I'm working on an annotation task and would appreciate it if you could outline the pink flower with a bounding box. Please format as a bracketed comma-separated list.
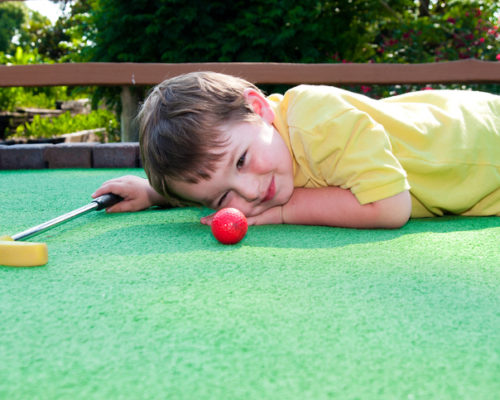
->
[447, 17, 456, 24]
[479, 37, 485, 43]
[423, 86, 433, 90]
[496, 54, 500, 61]
[361, 85, 372, 93]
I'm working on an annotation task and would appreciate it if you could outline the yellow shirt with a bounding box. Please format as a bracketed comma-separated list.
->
[268, 85, 500, 217]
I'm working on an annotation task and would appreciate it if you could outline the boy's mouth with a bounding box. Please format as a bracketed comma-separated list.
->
[262, 177, 276, 203]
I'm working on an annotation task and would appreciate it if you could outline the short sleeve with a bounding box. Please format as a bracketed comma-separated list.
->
[284, 86, 410, 204]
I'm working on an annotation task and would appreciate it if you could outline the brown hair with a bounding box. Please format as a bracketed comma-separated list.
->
[139, 71, 261, 207]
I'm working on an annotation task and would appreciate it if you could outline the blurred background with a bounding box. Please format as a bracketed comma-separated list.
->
[1, 0, 498, 142]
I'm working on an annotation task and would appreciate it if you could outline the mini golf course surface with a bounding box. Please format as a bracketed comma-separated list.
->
[1, 169, 499, 399]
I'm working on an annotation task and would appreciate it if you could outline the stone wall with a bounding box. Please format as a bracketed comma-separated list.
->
[0, 142, 141, 169]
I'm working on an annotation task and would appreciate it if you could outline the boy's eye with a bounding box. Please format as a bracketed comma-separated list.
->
[236, 152, 246, 169]
[217, 192, 228, 207]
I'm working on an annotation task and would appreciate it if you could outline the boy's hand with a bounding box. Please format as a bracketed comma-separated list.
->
[91, 175, 166, 212]
[200, 206, 283, 226]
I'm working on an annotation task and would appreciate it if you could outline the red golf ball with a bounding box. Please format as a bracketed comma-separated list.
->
[211, 208, 248, 244]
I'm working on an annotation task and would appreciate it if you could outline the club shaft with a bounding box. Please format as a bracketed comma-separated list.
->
[12, 202, 99, 241]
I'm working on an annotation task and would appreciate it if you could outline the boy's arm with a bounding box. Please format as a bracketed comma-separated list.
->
[283, 187, 411, 228]
[252, 187, 411, 229]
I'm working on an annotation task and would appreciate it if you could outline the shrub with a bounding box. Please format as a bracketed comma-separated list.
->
[371, 3, 499, 63]
[10, 109, 119, 141]
[343, 1, 499, 97]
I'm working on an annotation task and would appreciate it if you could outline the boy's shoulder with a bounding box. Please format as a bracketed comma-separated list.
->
[269, 84, 342, 100]
[286, 84, 345, 97]
[269, 85, 368, 135]
[276, 84, 367, 106]
[269, 84, 366, 119]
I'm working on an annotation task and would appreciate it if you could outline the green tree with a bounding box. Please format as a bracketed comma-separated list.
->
[34, 0, 94, 62]
[0, 1, 26, 53]
[87, 0, 411, 64]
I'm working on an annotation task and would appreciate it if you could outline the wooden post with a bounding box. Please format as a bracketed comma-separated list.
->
[120, 86, 139, 142]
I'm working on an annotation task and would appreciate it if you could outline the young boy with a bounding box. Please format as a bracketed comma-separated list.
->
[92, 71, 500, 228]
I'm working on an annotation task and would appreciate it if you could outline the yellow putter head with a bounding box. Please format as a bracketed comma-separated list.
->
[0, 235, 48, 267]
[0, 194, 122, 268]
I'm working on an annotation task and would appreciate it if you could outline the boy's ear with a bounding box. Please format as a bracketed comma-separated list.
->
[243, 88, 275, 124]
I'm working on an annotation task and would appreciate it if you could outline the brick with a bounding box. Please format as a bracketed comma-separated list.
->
[93, 143, 140, 168]
[0, 144, 49, 169]
[44, 143, 96, 168]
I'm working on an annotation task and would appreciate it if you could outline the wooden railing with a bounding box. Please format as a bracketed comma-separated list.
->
[1, 60, 499, 140]
[1, 59, 499, 86]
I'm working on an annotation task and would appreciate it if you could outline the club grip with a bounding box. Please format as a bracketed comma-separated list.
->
[93, 193, 124, 210]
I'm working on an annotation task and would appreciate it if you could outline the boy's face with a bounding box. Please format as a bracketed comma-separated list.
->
[170, 118, 294, 218]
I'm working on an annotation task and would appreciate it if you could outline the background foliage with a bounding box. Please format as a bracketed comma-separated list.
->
[12, 109, 119, 140]
[85, 0, 500, 104]
[85, 0, 498, 64]
[88, 0, 386, 63]
[0, 0, 498, 139]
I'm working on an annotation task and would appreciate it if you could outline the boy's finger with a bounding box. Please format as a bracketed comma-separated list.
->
[106, 204, 127, 213]
[91, 184, 114, 198]
[105, 200, 133, 213]
[245, 216, 257, 226]
[92, 182, 126, 199]
[200, 214, 215, 225]
[91, 189, 105, 198]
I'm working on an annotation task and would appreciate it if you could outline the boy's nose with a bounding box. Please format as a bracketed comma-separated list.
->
[235, 175, 261, 203]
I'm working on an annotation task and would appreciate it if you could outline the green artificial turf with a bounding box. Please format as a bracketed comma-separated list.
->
[1, 169, 499, 399]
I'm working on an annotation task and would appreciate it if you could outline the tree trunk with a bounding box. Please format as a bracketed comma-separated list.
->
[419, 0, 430, 17]
[120, 86, 139, 142]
